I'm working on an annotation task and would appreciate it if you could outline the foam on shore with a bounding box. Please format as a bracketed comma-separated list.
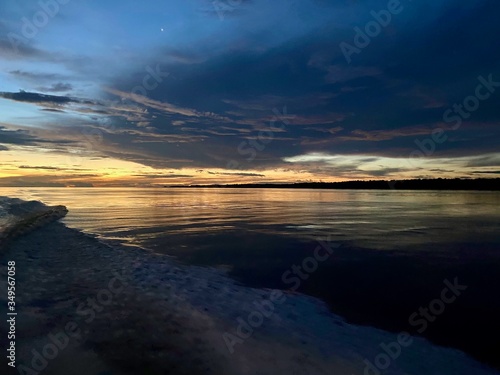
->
[0, 197, 68, 246]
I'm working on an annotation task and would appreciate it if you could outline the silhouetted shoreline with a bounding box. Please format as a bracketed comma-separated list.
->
[174, 178, 500, 191]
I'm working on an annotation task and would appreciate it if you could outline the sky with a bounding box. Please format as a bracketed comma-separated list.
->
[0, 0, 499, 187]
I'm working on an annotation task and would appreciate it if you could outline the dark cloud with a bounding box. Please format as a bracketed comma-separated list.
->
[0, 126, 43, 147]
[472, 171, 500, 175]
[0, 125, 77, 148]
[76, 0, 498, 175]
[0, 175, 95, 187]
[36, 83, 73, 93]
[132, 174, 194, 179]
[0, 179, 66, 187]
[0, 91, 74, 104]
[207, 171, 265, 177]
[466, 155, 500, 168]
[0, 39, 49, 61]
[17, 165, 92, 171]
[19, 165, 61, 170]
[9, 70, 66, 81]
[40, 108, 66, 113]
[1, 1, 499, 180]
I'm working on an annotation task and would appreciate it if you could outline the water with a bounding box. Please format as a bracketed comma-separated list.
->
[1, 187, 498, 252]
[2, 187, 500, 369]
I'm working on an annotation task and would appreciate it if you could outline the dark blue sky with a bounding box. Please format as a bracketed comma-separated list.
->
[0, 0, 499, 186]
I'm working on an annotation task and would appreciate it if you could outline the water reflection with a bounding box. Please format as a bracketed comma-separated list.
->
[2, 187, 500, 369]
[1, 187, 498, 252]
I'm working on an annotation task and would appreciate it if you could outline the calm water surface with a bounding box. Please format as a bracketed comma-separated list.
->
[2, 187, 500, 368]
[1, 187, 498, 252]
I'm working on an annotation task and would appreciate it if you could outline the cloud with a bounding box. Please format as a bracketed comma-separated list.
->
[0, 175, 95, 187]
[9, 70, 67, 81]
[18, 165, 61, 170]
[285, 114, 347, 126]
[1, 1, 499, 182]
[105, 87, 231, 120]
[40, 108, 66, 113]
[18, 165, 92, 171]
[207, 171, 265, 177]
[306, 126, 344, 134]
[335, 126, 439, 142]
[0, 125, 78, 150]
[0, 126, 49, 147]
[324, 65, 382, 84]
[465, 154, 500, 168]
[132, 173, 193, 179]
[36, 83, 73, 93]
[0, 91, 74, 104]
[0, 39, 50, 61]
[164, 50, 208, 65]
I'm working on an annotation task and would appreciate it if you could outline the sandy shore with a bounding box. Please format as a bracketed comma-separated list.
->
[1, 199, 498, 375]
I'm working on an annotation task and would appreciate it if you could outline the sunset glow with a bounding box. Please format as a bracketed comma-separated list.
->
[1, 1, 499, 186]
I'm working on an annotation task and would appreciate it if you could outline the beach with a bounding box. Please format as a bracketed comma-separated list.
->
[1, 196, 499, 375]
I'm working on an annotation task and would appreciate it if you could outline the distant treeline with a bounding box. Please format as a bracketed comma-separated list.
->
[177, 178, 500, 191]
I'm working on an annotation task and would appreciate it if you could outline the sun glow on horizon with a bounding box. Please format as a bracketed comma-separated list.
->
[1, 144, 499, 187]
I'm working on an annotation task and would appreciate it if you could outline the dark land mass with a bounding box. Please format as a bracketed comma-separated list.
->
[175, 178, 500, 190]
